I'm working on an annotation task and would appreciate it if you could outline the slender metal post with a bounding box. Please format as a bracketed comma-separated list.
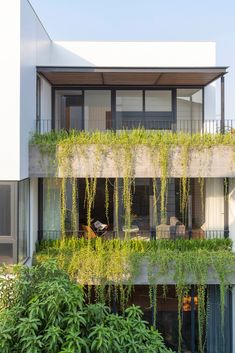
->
[221, 75, 225, 134]
[188, 193, 192, 239]
[191, 287, 195, 353]
[111, 89, 116, 131]
[190, 96, 193, 134]
[224, 178, 229, 238]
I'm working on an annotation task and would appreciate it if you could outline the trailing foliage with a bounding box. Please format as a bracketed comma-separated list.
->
[31, 129, 235, 152]
[30, 130, 235, 352]
[0, 262, 173, 353]
[31, 129, 235, 231]
[34, 238, 234, 353]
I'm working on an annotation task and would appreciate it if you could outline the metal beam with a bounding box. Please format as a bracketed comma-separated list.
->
[221, 75, 225, 134]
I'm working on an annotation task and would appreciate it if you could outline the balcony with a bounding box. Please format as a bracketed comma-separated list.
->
[36, 118, 235, 135]
[29, 138, 235, 178]
[38, 178, 228, 242]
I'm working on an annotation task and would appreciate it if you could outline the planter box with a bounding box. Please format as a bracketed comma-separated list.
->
[29, 144, 235, 178]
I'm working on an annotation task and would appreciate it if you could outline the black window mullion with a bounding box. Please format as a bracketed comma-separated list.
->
[82, 90, 85, 130]
[111, 89, 116, 131]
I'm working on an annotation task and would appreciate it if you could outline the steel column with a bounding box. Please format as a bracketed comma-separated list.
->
[221, 75, 225, 134]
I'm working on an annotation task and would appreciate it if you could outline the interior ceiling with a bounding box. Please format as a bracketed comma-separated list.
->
[37, 67, 228, 86]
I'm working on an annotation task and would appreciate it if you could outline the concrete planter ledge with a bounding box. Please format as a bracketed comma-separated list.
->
[72, 259, 235, 286]
[29, 144, 235, 178]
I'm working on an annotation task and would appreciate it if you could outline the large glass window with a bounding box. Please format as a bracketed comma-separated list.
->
[177, 89, 203, 133]
[43, 179, 61, 239]
[116, 90, 142, 129]
[55, 90, 83, 131]
[0, 182, 17, 265]
[61, 95, 83, 130]
[145, 90, 172, 112]
[132, 179, 150, 232]
[116, 90, 143, 112]
[0, 185, 11, 236]
[18, 179, 30, 262]
[84, 90, 111, 131]
[0, 244, 13, 265]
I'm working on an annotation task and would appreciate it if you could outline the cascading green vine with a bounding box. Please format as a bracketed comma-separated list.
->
[30, 130, 235, 352]
[198, 177, 205, 213]
[71, 177, 78, 234]
[152, 178, 159, 230]
[180, 177, 190, 224]
[180, 142, 190, 218]
[35, 237, 235, 353]
[123, 177, 134, 235]
[114, 177, 119, 236]
[105, 178, 109, 224]
[159, 144, 169, 222]
[60, 177, 66, 237]
[31, 129, 235, 233]
[85, 177, 97, 228]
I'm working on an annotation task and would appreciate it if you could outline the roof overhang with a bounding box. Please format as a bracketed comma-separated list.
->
[37, 66, 228, 87]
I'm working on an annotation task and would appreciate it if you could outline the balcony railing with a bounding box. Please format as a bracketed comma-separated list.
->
[38, 229, 228, 241]
[35, 119, 235, 135]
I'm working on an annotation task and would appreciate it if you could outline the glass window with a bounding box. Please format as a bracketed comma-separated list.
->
[145, 90, 172, 112]
[177, 89, 203, 133]
[61, 94, 83, 130]
[18, 179, 30, 262]
[0, 244, 13, 265]
[0, 185, 11, 236]
[84, 90, 111, 131]
[43, 179, 61, 239]
[116, 91, 143, 111]
[132, 179, 150, 232]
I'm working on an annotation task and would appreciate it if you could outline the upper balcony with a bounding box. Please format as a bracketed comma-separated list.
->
[36, 66, 229, 135]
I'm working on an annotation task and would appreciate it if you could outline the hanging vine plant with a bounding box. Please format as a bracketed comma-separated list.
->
[30, 129, 235, 353]
[34, 237, 235, 353]
[31, 129, 235, 234]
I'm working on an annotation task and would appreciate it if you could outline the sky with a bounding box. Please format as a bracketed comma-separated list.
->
[30, 0, 235, 119]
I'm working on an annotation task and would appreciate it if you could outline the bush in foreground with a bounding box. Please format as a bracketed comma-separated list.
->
[0, 261, 173, 353]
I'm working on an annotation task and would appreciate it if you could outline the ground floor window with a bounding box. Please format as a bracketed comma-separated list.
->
[0, 182, 17, 264]
[0, 180, 30, 265]
[108, 285, 231, 353]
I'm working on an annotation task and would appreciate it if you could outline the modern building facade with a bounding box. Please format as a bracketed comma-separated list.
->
[1, 1, 235, 352]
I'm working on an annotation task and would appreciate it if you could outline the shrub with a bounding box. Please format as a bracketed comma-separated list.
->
[0, 261, 173, 353]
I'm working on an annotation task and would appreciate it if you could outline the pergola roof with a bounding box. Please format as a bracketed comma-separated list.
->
[37, 66, 228, 86]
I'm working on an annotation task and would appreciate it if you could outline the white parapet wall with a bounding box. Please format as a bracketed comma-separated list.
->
[49, 41, 216, 67]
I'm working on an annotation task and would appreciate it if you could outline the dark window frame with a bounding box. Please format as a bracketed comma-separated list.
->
[52, 86, 204, 131]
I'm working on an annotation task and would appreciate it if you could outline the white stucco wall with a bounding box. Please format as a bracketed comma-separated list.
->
[20, 0, 51, 180]
[0, 0, 51, 181]
[0, 0, 219, 181]
[0, 0, 21, 180]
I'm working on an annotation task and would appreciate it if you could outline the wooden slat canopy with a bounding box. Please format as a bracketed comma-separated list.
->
[37, 67, 228, 86]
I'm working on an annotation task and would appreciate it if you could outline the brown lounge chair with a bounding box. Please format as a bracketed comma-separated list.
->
[81, 225, 97, 239]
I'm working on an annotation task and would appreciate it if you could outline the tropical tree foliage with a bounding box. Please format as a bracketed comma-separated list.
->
[0, 261, 173, 353]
